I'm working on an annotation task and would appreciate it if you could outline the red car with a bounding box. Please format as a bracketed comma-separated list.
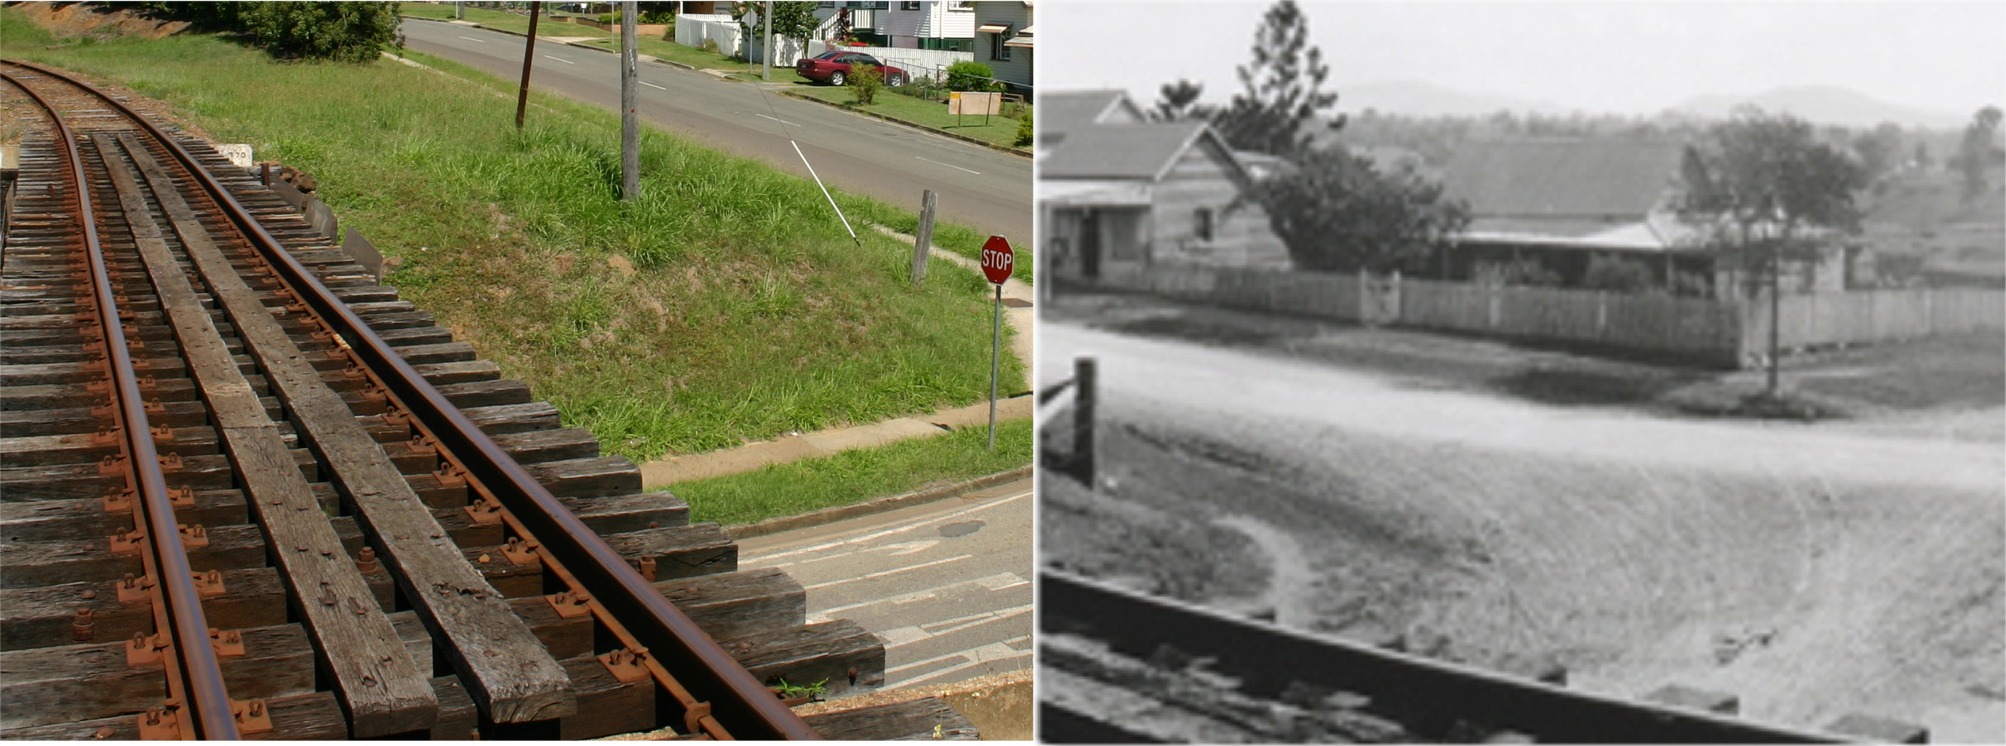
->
[795, 51, 907, 87]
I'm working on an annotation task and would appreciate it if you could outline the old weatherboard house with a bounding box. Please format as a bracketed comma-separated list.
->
[1039, 90, 1285, 287]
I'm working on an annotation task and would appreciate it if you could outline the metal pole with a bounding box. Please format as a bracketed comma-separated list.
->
[988, 283, 1002, 449]
[1075, 357, 1095, 486]
[515, 1, 541, 130]
[1767, 243, 1780, 396]
[620, 0, 639, 201]
[762, 0, 772, 82]
[455, 0, 464, 20]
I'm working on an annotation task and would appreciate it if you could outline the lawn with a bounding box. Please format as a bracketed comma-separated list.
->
[784, 83, 1029, 152]
[398, 3, 601, 39]
[1, 8, 1024, 461]
[571, 34, 757, 75]
[671, 419, 1031, 526]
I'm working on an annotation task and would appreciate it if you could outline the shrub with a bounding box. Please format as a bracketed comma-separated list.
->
[944, 60, 1000, 92]
[699, 37, 720, 54]
[237, 2, 402, 63]
[596, 12, 617, 24]
[1581, 255, 1658, 293]
[848, 63, 883, 105]
[1473, 259, 1561, 287]
[1014, 110, 1032, 147]
[639, 9, 675, 24]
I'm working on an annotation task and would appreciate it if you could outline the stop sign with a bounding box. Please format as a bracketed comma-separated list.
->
[980, 235, 1014, 285]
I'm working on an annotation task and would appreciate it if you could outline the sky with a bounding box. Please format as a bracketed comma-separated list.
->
[1040, 1, 2006, 121]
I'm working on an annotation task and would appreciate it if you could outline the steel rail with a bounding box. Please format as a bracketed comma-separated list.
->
[1043, 569, 1854, 744]
[7, 60, 821, 741]
[0, 64, 241, 740]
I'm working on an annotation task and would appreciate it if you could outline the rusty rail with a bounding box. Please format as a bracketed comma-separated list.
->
[1, 66, 241, 740]
[6, 59, 819, 741]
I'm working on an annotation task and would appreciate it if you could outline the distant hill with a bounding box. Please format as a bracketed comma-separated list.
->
[1335, 80, 1571, 119]
[1670, 85, 1969, 129]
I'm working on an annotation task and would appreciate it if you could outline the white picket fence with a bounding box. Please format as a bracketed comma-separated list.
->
[674, 14, 740, 55]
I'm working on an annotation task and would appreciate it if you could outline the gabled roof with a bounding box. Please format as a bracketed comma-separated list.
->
[1042, 89, 1146, 142]
[1442, 138, 1686, 220]
[1042, 121, 1251, 183]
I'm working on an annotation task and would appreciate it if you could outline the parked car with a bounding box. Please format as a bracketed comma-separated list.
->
[795, 51, 907, 87]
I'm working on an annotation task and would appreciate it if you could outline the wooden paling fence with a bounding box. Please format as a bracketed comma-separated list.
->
[1123, 264, 2001, 368]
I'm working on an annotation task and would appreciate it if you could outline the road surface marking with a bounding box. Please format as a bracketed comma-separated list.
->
[915, 156, 980, 175]
[747, 489, 1031, 564]
[806, 571, 1024, 622]
[456, 36, 487, 43]
[641, 81, 667, 91]
[888, 638, 1031, 685]
[755, 113, 801, 127]
[880, 603, 1031, 645]
[800, 554, 972, 591]
[544, 55, 574, 64]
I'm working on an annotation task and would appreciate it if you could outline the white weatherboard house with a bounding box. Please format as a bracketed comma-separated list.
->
[970, 0, 1032, 93]
[815, 1, 975, 51]
[1040, 90, 1286, 287]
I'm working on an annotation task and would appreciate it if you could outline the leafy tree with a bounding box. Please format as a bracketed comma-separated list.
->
[1675, 107, 1866, 394]
[1212, 0, 1340, 158]
[944, 61, 1001, 92]
[1955, 105, 2003, 202]
[1243, 149, 1468, 273]
[236, 2, 402, 63]
[1014, 110, 1033, 147]
[1153, 79, 1212, 122]
[1851, 121, 1904, 182]
[768, 1, 819, 59]
[1913, 141, 1932, 171]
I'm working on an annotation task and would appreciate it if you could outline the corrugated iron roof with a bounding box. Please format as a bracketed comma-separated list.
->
[1042, 89, 1135, 140]
[1443, 138, 1686, 220]
[1041, 121, 1212, 180]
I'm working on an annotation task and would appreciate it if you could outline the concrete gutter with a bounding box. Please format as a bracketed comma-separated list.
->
[727, 465, 1032, 539]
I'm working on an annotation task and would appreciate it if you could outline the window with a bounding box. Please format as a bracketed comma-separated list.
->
[988, 23, 1012, 61]
[1194, 208, 1215, 242]
[900, 1, 920, 9]
[947, 0, 973, 10]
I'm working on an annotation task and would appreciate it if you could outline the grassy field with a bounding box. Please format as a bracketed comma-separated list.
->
[1, 8, 1023, 461]
[671, 419, 1031, 526]
[1057, 404, 2002, 740]
[784, 82, 1030, 152]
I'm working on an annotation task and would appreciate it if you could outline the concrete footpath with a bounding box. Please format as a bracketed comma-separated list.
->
[638, 227, 1035, 489]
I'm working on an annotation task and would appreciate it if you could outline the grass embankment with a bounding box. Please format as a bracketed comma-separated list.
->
[785, 82, 1029, 152]
[1, 9, 1024, 462]
[671, 418, 1030, 526]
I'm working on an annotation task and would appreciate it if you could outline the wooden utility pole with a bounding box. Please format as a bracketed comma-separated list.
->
[911, 190, 936, 286]
[515, 2, 541, 130]
[620, 0, 639, 201]
[762, 0, 773, 82]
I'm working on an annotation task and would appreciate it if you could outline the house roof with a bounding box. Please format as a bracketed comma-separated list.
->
[1442, 138, 1686, 221]
[1042, 121, 1239, 181]
[1041, 89, 1142, 141]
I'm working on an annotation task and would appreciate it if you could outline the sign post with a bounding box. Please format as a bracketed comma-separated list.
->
[980, 235, 1014, 449]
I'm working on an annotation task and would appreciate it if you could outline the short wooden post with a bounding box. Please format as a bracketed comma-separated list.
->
[1074, 357, 1095, 488]
[911, 190, 936, 286]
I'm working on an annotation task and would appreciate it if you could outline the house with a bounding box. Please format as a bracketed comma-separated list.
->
[970, 1, 1032, 93]
[814, 1, 974, 51]
[1040, 91, 1288, 286]
[1439, 137, 1852, 296]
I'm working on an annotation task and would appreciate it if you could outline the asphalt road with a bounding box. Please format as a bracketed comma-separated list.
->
[400, 19, 1030, 243]
[735, 478, 1032, 692]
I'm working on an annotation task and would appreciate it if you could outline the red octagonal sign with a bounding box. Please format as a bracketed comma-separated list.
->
[980, 235, 1014, 285]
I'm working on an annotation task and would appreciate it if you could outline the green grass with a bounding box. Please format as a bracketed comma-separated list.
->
[671, 419, 1031, 525]
[571, 34, 757, 75]
[784, 82, 1029, 152]
[2, 9, 1022, 461]
[398, 4, 600, 39]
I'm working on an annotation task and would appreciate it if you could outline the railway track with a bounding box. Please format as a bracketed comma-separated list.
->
[0, 60, 895, 740]
[1039, 569, 1869, 744]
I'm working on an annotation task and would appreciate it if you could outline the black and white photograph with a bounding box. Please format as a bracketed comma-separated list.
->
[1035, 1, 2005, 742]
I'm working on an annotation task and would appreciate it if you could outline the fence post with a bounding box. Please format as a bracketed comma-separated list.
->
[1074, 357, 1096, 489]
[911, 189, 936, 286]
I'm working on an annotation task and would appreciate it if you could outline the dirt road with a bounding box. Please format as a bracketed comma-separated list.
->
[1041, 321, 2003, 741]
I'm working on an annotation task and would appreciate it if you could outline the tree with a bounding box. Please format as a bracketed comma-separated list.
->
[1851, 121, 1904, 182]
[1242, 148, 1468, 274]
[1675, 108, 1866, 395]
[1153, 79, 1212, 122]
[767, 1, 819, 60]
[1211, 0, 1340, 158]
[1955, 105, 2003, 202]
[945, 61, 1001, 92]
